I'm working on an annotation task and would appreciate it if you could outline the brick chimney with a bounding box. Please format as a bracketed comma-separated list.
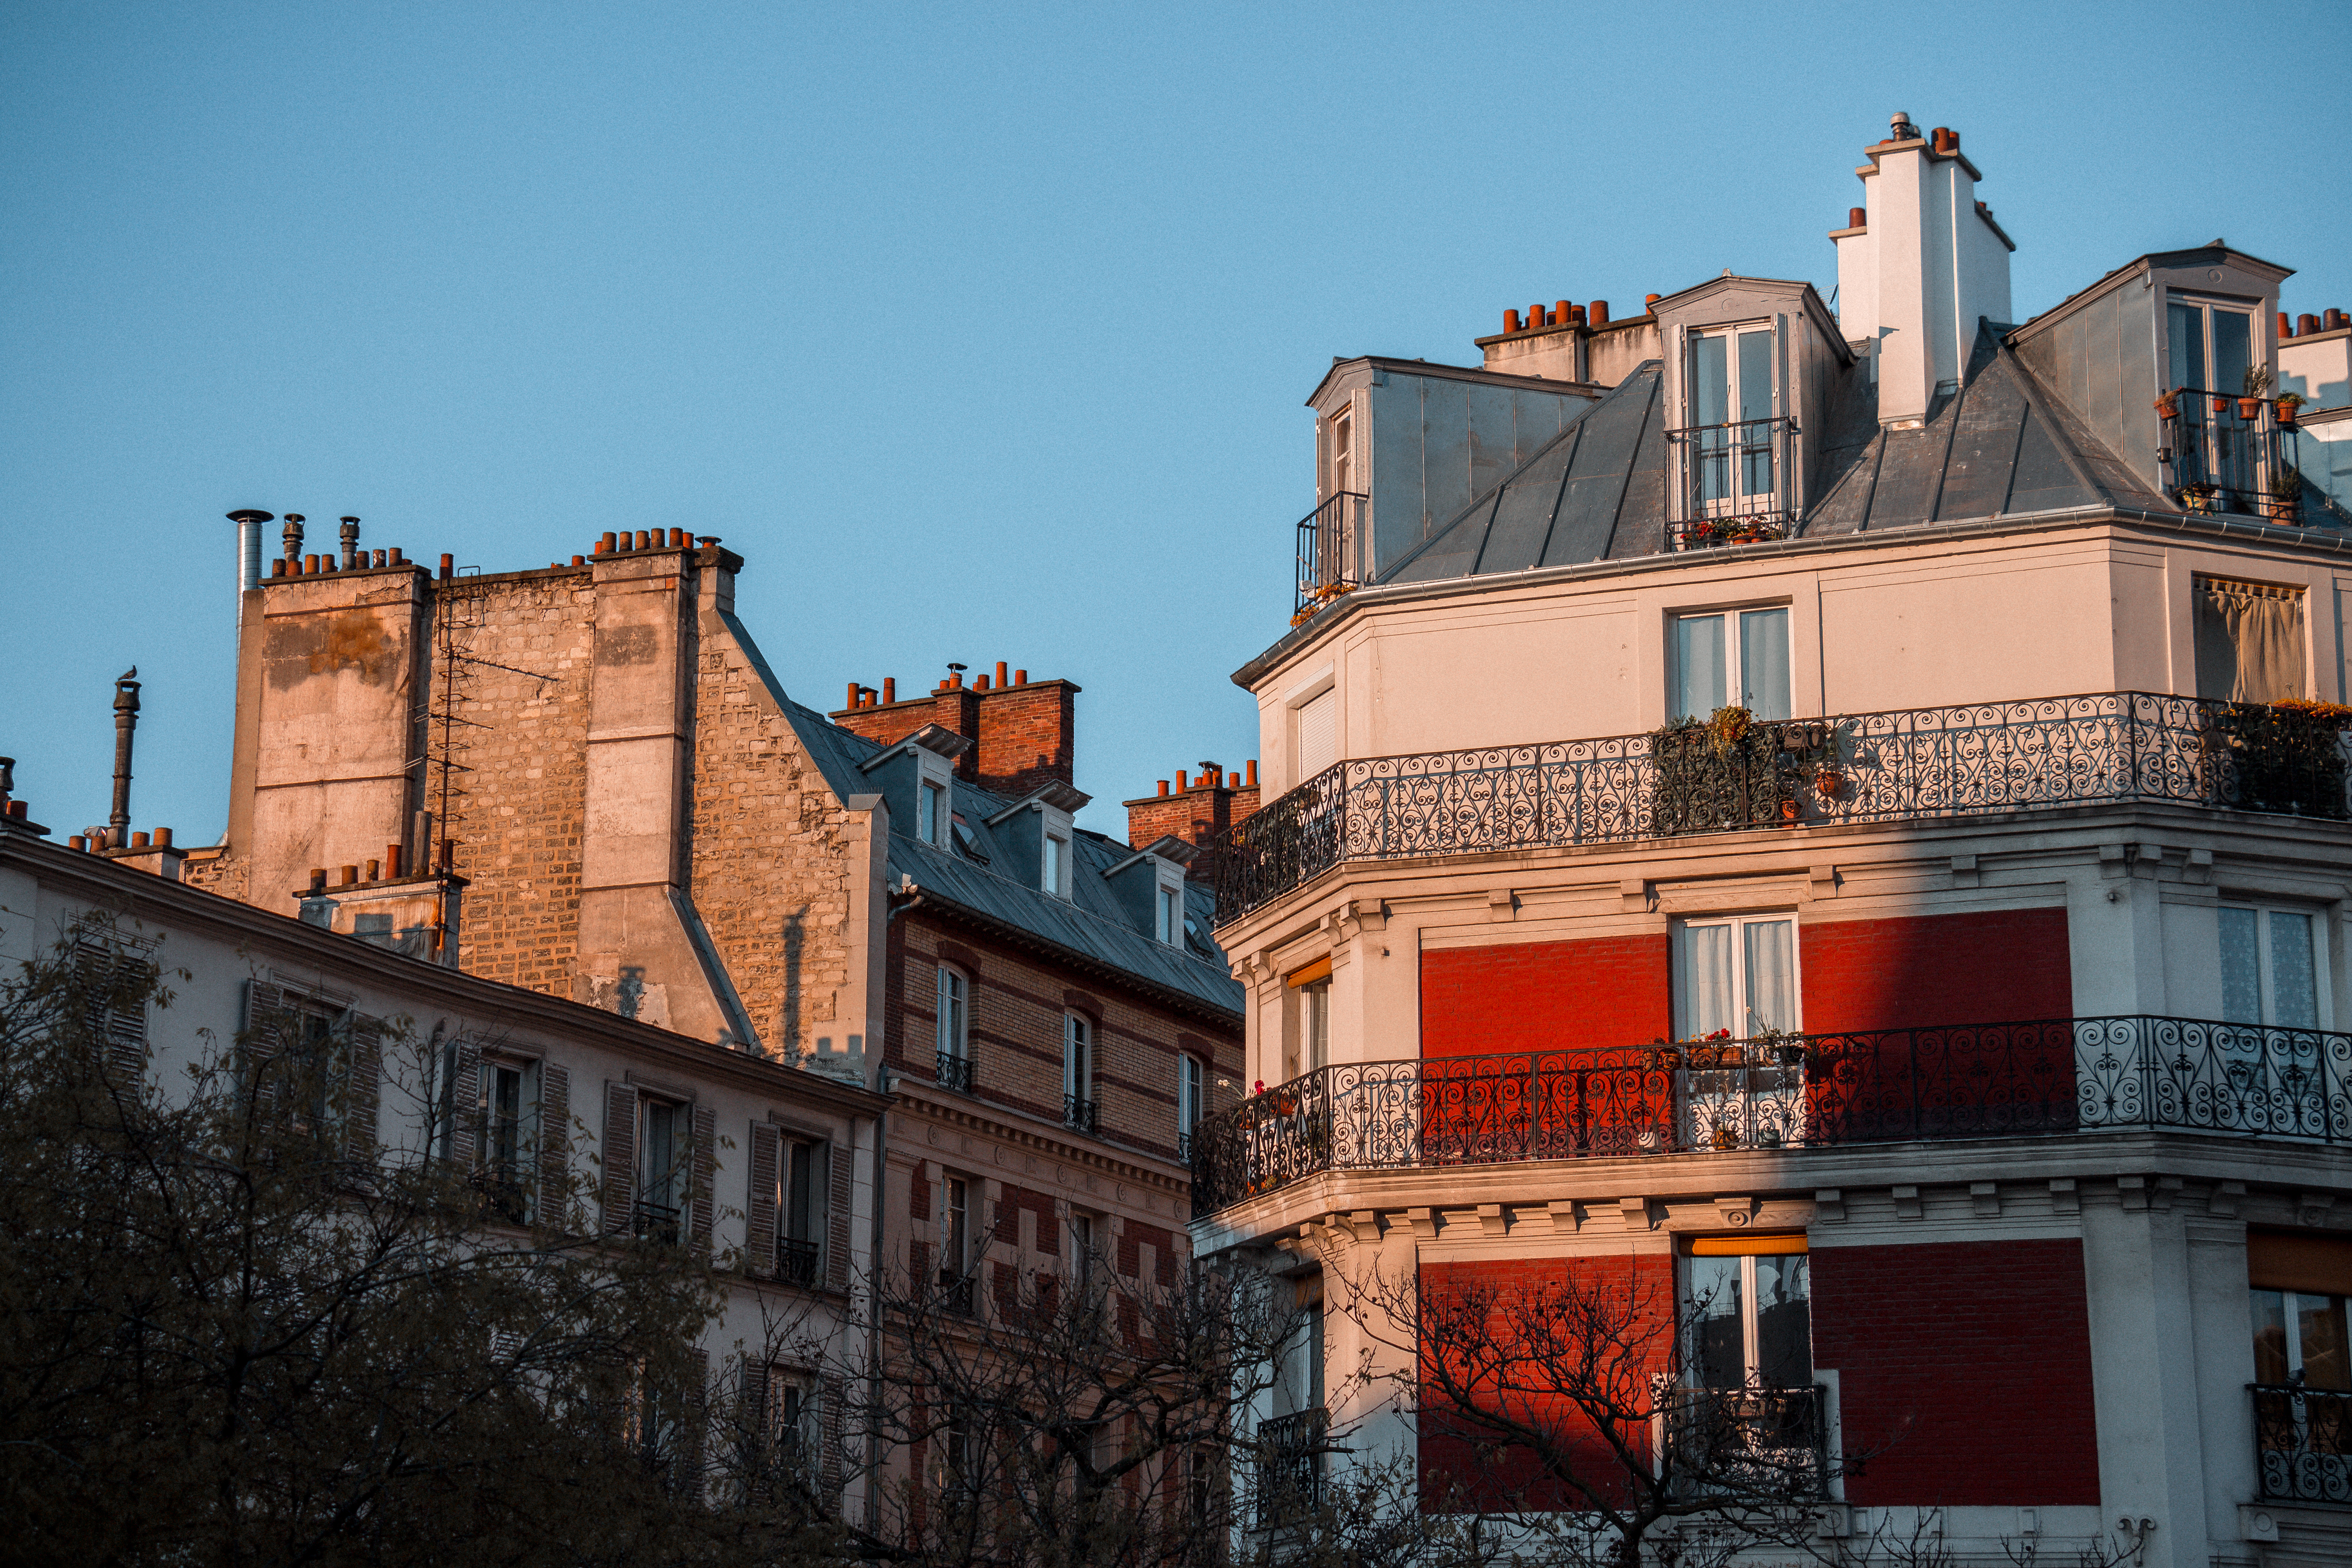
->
[829, 662, 1078, 794]
[1123, 760, 1261, 880]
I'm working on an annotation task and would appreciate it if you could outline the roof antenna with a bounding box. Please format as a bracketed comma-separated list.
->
[109, 668, 141, 848]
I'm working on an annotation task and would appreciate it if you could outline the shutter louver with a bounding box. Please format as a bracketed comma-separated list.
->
[241, 981, 287, 1118]
[601, 1081, 638, 1235]
[827, 1140, 852, 1293]
[821, 1372, 846, 1496]
[536, 1061, 570, 1228]
[681, 1347, 709, 1504]
[344, 1014, 384, 1168]
[747, 1123, 780, 1279]
[79, 939, 148, 1079]
[691, 1102, 717, 1256]
[446, 1037, 483, 1171]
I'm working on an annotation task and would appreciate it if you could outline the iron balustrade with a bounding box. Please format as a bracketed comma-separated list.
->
[1212, 691, 2352, 925]
[1191, 1016, 2352, 1216]
[1663, 1384, 1828, 1497]
[939, 1267, 977, 1318]
[2162, 388, 2297, 521]
[936, 1049, 974, 1094]
[2254, 1384, 2352, 1503]
[1295, 493, 1370, 620]
[773, 1237, 820, 1289]
[1666, 416, 1797, 549]
[1064, 1094, 1100, 1137]
[1256, 1407, 1328, 1525]
[634, 1199, 682, 1245]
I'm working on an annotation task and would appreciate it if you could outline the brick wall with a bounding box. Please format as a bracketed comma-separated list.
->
[1421, 936, 1673, 1058]
[1811, 1239, 2100, 1504]
[1801, 910, 2073, 1033]
[828, 676, 1079, 795]
[1123, 769, 1261, 879]
[1418, 1254, 1674, 1511]
[831, 687, 981, 779]
[892, 913, 1242, 1163]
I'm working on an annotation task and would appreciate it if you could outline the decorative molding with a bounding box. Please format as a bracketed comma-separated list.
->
[2300, 1192, 2338, 1227]
[1713, 1194, 1756, 1228]
[1343, 1210, 1382, 1244]
[1477, 1203, 1508, 1237]
[1619, 1196, 1652, 1232]
[1406, 1207, 1440, 1240]
[1814, 1188, 1846, 1222]
[1487, 889, 1517, 923]
[1950, 854, 1980, 889]
[1547, 1200, 1582, 1235]
[2211, 1180, 2247, 1218]
[1620, 878, 1654, 913]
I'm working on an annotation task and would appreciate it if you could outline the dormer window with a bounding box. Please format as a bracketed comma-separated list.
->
[2169, 296, 2257, 397]
[1329, 412, 1355, 498]
[1674, 323, 1788, 547]
[919, 779, 946, 846]
[1042, 829, 1069, 898]
[1156, 882, 1181, 945]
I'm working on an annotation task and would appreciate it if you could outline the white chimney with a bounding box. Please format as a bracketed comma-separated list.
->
[1834, 113, 2014, 427]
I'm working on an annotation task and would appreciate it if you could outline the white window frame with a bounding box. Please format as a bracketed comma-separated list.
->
[2168, 293, 2261, 394]
[1153, 861, 1186, 946]
[1673, 912, 1802, 1040]
[1036, 802, 1075, 899]
[1669, 605, 1792, 722]
[1063, 1011, 1094, 1108]
[776, 1134, 825, 1279]
[1682, 1244, 1812, 1390]
[943, 1174, 973, 1278]
[1682, 320, 1781, 513]
[2219, 902, 2332, 1030]
[909, 749, 955, 848]
[935, 964, 969, 1061]
[1328, 410, 1356, 500]
[637, 1094, 691, 1221]
[1177, 1052, 1203, 1152]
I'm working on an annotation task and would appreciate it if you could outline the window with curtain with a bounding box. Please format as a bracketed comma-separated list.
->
[1676, 914, 1799, 1039]
[2195, 578, 2306, 703]
[2220, 905, 2323, 1028]
[1672, 608, 1790, 721]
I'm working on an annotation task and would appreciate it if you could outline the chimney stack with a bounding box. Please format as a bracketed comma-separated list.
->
[228, 510, 272, 597]
[339, 516, 362, 571]
[109, 668, 140, 844]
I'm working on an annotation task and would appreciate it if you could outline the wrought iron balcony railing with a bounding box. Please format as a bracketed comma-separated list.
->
[1191, 1015, 2352, 1216]
[1296, 492, 1369, 622]
[2161, 388, 2297, 522]
[1064, 1094, 1100, 1137]
[772, 1237, 820, 1289]
[634, 1199, 682, 1246]
[1662, 1384, 1828, 1498]
[939, 1267, 976, 1318]
[1256, 1407, 1328, 1526]
[1211, 691, 2352, 925]
[936, 1049, 974, 1094]
[1666, 416, 1797, 549]
[2255, 1383, 2352, 1503]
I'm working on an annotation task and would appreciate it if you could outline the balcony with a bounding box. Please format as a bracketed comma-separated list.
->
[2255, 1384, 2352, 1503]
[1190, 1015, 2352, 1216]
[1212, 691, 2352, 925]
[633, 1199, 682, 1246]
[935, 1049, 974, 1095]
[1666, 416, 1797, 550]
[1295, 493, 1369, 623]
[1064, 1094, 1099, 1137]
[1256, 1407, 1328, 1525]
[1663, 1384, 1828, 1497]
[2161, 389, 2298, 521]
[772, 1237, 820, 1289]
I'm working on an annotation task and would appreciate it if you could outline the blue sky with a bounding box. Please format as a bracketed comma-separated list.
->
[5, 1, 2347, 845]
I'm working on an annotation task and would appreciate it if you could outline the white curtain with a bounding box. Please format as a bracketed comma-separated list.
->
[2196, 579, 2305, 702]
[1680, 924, 1733, 1037]
[1743, 920, 1796, 1034]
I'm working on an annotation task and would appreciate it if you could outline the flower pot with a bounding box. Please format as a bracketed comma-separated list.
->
[1780, 799, 1800, 823]
[2239, 397, 2264, 421]
[2214, 395, 2233, 413]
[1816, 769, 1844, 799]
[2154, 395, 2179, 418]
[2280, 401, 2300, 426]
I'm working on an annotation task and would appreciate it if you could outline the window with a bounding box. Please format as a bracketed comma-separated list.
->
[1687, 325, 1778, 508]
[1295, 686, 1337, 779]
[1672, 608, 1790, 722]
[2221, 905, 2325, 1028]
[1063, 1013, 1096, 1134]
[637, 1097, 690, 1244]
[2194, 578, 2305, 703]
[1042, 830, 1068, 898]
[919, 779, 946, 846]
[941, 1176, 975, 1314]
[1069, 1212, 1095, 1294]
[1686, 1235, 1811, 1390]
[1330, 413, 1354, 497]
[1177, 1053, 1203, 1159]
[2170, 297, 2257, 395]
[1156, 882, 1181, 945]
[775, 1137, 825, 1288]
[768, 1368, 821, 1465]
[935, 965, 971, 1092]
[937, 1406, 979, 1497]
[1676, 914, 1798, 1039]
[477, 1058, 539, 1222]
[2255, 1287, 2350, 1389]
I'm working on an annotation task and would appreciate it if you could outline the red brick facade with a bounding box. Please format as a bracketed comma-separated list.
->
[1800, 909, 2073, 1033]
[1811, 1239, 2101, 1504]
[1420, 936, 1673, 1059]
[828, 673, 1079, 795]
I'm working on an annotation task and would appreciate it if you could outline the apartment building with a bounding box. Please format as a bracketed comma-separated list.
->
[1194, 112, 2352, 1568]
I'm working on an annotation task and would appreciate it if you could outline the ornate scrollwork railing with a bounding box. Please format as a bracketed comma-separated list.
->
[2255, 1384, 2352, 1503]
[1213, 692, 2352, 925]
[1190, 1016, 2352, 1216]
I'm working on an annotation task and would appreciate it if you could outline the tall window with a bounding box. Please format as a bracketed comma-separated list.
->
[1686, 1236, 1812, 1389]
[941, 1175, 974, 1315]
[919, 780, 946, 846]
[1156, 883, 1182, 946]
[1177, 1053, 1203, 1158]
[1069, 1212, 1095, 1294]
[1672, 608, 1790, 721]
[2194, 578, 2305, 704]
[1042, 831, 1068, 898]
[776, 1137, 824, 1287]
[479, 1058, 538, 1221]
[2170, 297, 2257, 394]
[935, 965, 970, 1091]
[1330, 413, 1354, 497]
[1285, 959, 1332, 1081]
[1295, 687, 1337, 779]
[1676, 914, 1798, 1039]
[637, 1097, 690, 1243]
[2221, 906, 2324, 1028]
[1063, 1013, 1096, 1133]
[1688, 325, 1777, 506]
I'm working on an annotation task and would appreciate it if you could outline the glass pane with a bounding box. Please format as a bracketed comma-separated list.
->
[1675, 615, 1727, 720]
[1737, 331, 1775, 497]
[2270, 911, 2319, 1027]
[1691, 335, 1730, 425]
[1739, 608, 1791, 720]
[2169, 302, 2205, 391]
[2214, 311, 2254, 397]
[2303, 1294, 2352, 1390]
[1742, 920, 1797, 1035]
[1681, 924, 1735, 1038]
[2221, 907, 2262, 1025]
[1304, 983, 1330, 1070]
[2255, 1289, 2292, 1383]
[787, 1141, 815, 1241]
[1754, 1253, 1812, 1387]
[1688, 1256, 1745, 1387]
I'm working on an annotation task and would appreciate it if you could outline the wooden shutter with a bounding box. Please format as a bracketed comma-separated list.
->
[821, 1372, 847, 1495]
[242, 980, 287, 1115]
[827, 1141, 852, 1292]
[747, 1123, 780, 1278]
[536, 1061, 570, 1228]
[740, 1356, 771, 1442]
[691, 1102, 717, 1255]
[446, 1037, 483, 1171]
[344, 1014, 384, 1167]
[601, 1081, 638, 1235]
[680, 1346, 710, 1504]
[78, 938, 147, 1078]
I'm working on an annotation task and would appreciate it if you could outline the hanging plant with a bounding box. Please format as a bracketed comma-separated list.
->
[1706, 705, 1754, 757]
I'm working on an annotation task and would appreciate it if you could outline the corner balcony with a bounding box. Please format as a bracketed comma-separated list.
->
[1294, 492, 1368, 623]
[1212, 692, 2352, 926]
[1189, 1016, 2352, 1217]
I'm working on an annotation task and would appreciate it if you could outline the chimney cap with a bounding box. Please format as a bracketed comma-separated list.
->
[226, 509, 274, 524]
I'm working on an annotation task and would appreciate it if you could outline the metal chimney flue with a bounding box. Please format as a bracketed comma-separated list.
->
[282, 514, 306, 565]
[110, 668, 140, 843]
[339, 516, 361, 570]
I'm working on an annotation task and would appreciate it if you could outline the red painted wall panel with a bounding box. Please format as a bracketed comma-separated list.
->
[1800, 910, 2073, 1034]
[1811, 1239, 2100, 1505]
[1421, 936, 1672, 1059]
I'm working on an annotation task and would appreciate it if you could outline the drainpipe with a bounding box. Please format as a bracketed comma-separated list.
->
[864, 882, 921, 1535]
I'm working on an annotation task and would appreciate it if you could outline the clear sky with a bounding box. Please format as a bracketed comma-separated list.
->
[5, 1, 2347, 847]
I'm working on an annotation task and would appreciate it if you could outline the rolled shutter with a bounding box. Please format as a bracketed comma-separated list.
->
[691, 1102, 717, 1256]
[344, 1014, 384, 1166]
[446, 1037, 483, 1171]
[827, 1140, 852, 1292]
[601, 1081, 638, 1235]
[747, 1123, 780, 1278]
[243, 980, 287, 1115]
[536, 1061, 570, 1228]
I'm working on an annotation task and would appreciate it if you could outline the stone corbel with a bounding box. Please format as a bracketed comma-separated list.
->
[2049, 1178, 2080, 1215]
[2099, 843, 2130, 880]
[1813, 1188, 1846, 1222]
[1546, 1200, 1582, 1235]
[1488, 889, 1517, 923]
[1620, 878, 1654, 914]
[1949, 854, 1980, 890]
[1970, 1181, 2000, 1217]
[1406, 1207, 1440, 1240]
[1807, 864, 1839, 902]
[2186, 848, 2214, 886]
[1343, 1210, 1383, 1244]
[1713, 1194, 1756, 1228]
[1619, 1196, 1652, 1232]
[2211, 1179, 2247, 1218]
[1891, 1185, 1923, 1220]
[1477, 1203, 1509, 1237]
[2300, 1192, 2337, 1227]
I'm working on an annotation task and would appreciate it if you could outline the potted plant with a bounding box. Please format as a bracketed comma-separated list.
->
[2154, 390, 2180, 419]
[1815, 766, 1845, 798]
[2179, 481, 2219, 513]
[1779, 798, 1800, 823]
[2239, 395, 2265, 421]
[2208, 697, 2352, 819]
[2280, 392, 2305, 426]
